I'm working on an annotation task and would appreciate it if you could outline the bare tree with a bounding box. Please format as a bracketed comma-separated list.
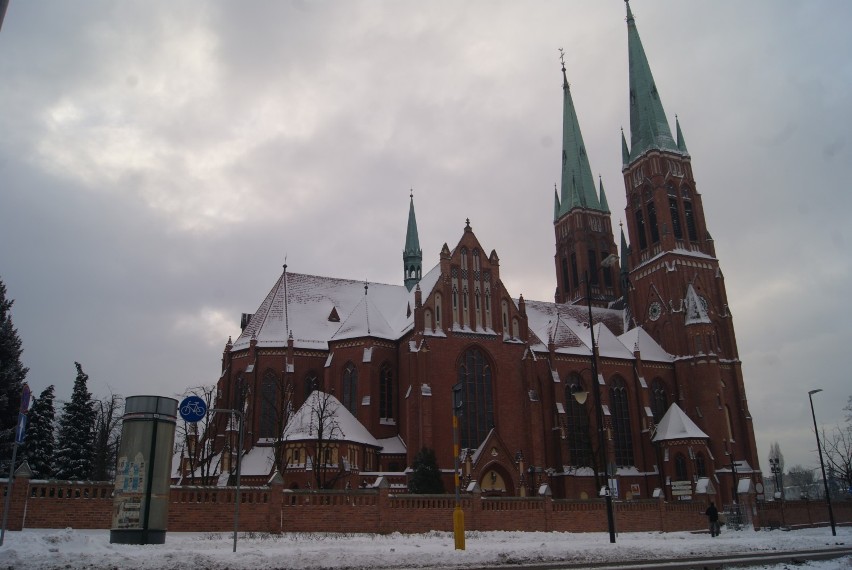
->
[174, 385, 222, 484]
[258, 370, 295, 476]
[786, 464, 817, 499]
[291, 390, 349, 490]
[821, 425, 852, 498]
[90, 393, 123, 481]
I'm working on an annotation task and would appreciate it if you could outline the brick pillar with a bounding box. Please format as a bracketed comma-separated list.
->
[6, 461, 33, 531]
[467, 482, 481, 531]
[267, 470, 284, 533]
[376, 476, 390, 534]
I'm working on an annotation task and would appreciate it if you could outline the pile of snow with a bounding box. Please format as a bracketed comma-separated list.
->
[0, 526, 849, 569]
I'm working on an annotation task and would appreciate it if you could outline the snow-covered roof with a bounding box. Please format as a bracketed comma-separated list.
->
[652, 403, 709, 442]
[239, 445, 275, 477]
[284, 390, 380, 448]
[524, 298, 627, 356]
[232, 271, 413, 351]
[618, 327, 674, 362]
[377, 435, 407, 455]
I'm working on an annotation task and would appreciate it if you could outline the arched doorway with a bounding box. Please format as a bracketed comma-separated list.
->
[479, 463, 515, 496]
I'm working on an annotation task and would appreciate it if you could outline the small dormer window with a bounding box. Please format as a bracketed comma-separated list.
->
[328, 307, 340, 322]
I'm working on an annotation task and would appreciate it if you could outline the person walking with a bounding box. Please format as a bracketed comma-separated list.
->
[705, 501, 720, 537]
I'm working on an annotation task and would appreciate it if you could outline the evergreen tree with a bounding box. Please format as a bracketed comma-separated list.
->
[20, 385, 55, 478]
[54, 363, 95, 480]
[408, 447, 445, 494]
[0, 277, 28, 466]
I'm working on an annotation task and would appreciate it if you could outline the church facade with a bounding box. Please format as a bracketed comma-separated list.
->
[205, 3, 762, 504]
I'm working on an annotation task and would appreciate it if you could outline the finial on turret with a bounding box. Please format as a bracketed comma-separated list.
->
[410, 188, 413, 199]
[558, 47, 569, 89]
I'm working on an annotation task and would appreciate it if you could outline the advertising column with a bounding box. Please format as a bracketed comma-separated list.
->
[110, 396, 178, 545]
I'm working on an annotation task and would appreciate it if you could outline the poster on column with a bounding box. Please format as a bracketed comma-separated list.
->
[112, 452, 147, 529]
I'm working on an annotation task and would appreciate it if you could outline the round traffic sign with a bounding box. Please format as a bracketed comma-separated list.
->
[178, 395, 207, 423]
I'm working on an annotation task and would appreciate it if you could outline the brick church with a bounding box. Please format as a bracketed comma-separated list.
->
[203, 3, 762, 504]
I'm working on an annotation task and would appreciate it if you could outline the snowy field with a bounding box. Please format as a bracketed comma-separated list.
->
[0, 526, 849, 569]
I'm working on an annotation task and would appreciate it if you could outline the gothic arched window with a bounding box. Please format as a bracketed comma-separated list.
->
[610, 376, 634, 466]
[634, 210, 648, 250]
[457, 347, 494, 449]
[565, 375, 591, 467]
[342, 362, 358, 415]
[260, 369, 278, 439]
[675, 453, 688, 481]
[696, 452, 707, 478]
[651, 379, 668, 423]
[379, 364, 393, 420]
[304, 372, 318, 400]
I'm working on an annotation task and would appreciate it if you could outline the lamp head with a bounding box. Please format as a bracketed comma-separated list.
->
[571, 384, 588, 405]
[808, 389, 823, 396]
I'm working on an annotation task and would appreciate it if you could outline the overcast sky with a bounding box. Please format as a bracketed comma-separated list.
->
[1, 1, 850, 473]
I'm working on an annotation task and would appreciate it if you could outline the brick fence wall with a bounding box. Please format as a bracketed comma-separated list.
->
[3, 471, 850, 535]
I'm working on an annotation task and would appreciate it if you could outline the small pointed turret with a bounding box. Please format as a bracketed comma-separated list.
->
[675, 115, 689, 155]
[556, 49, 602, 221]
[625, 1, 682, 163]
[553, 184, 561, 220]
[619, 223, 633, 330]
[403, 191, 422, 292]
[621, 128, 630, 165]
[598, 176, 610, 213]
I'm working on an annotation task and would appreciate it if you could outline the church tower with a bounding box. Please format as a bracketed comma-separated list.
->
[620, 1, 758, 480]
[553, 53, 621, 306]
[403, 192, 422, 291]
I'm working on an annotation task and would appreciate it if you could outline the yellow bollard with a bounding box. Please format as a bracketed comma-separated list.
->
[453, 505, 465, 550]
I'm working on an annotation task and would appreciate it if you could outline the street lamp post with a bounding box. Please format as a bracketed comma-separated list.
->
[807, 389, 837, 536]
[768, 457, 783, 500]
[451, 382, 465, 550]
[570, 270, 617, 543]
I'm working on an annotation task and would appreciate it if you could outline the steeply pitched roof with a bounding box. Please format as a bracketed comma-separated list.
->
[232, 271, 412, 352]
[404, 194, 421, 256]
[556, 66, 603, 220]
[625, 1, 684, 163]
[618, 327, 673, 363]
[652, 403, 709, 443]
[284, 390, 380, 448]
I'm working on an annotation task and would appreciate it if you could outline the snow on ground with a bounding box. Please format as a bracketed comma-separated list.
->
[0, 526, 849, 569]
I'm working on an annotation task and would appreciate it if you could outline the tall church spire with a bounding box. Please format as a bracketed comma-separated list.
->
[625, 0, 682, 164]
[555, 49, 601, 221]
[403, 191, 422, 292]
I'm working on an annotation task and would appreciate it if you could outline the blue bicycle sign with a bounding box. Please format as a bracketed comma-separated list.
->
[178, 396, 207, 423]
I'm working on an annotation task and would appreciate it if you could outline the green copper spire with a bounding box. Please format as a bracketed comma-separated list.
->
[625, 1, 682, 163]
[403, 191, 422, 292]
[598, 176, 610, 213]
[621, 128, 630, 166]
[556, 50, 602, 221]
[675, 115, 689, 154]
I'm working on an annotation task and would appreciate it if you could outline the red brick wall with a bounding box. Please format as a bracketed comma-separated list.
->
[3, 477, 849, 535]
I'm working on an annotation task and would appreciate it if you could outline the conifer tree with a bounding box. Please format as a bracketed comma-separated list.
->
[0, 277, 28, 466]
[20, 385, 56, 478]
[408, 447, 445, 494]
[54, 363, 95, 480]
